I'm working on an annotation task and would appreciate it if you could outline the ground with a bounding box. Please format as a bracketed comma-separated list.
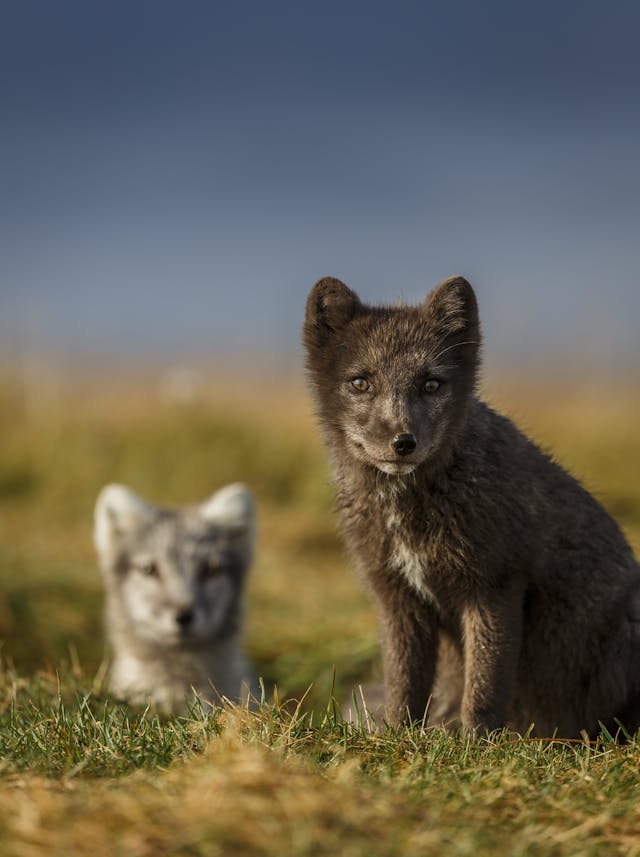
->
[1, 364, 640, 856]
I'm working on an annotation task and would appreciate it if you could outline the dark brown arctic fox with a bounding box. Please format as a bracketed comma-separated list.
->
[303, 275, 640, 738]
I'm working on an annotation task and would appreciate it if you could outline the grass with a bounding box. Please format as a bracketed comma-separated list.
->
[1, 362, 640, 855]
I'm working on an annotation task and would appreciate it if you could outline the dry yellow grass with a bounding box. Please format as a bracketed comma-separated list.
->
[3, 706, 640, 857]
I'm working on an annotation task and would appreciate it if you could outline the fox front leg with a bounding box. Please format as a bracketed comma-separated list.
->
[460, 581, 524, 734]
[375, 583, 440, 725]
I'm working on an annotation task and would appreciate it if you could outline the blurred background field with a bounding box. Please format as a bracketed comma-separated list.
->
[2, 0, 640, 701]
[1, 363, 639, 708]
[0, 363, 373, 701]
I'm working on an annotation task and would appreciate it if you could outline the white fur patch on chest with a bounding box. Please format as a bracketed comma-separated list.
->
[390, 537, 429, 594]
[384, 504, 436, 603]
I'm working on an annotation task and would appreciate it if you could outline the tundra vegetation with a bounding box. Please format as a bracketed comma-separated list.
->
[1, 366, 640, 856]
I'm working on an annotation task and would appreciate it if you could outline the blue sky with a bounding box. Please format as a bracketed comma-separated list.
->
[1, 1, 639, 370]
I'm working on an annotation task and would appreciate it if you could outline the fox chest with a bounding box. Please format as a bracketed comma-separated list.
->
[380, 500, 451, 605]
[341, 478, 465, 609]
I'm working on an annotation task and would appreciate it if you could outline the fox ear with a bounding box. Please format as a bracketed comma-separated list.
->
[422, 275, 480, 348]
[200, 483, 256, 555]
[94, 484, 153, 559]
[304, 277, 361, 339]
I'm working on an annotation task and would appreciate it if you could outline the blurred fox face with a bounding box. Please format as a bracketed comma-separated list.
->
[303, 277, 480, 476]
[116, 518, 244, 648]
[95, 483, 255, 649]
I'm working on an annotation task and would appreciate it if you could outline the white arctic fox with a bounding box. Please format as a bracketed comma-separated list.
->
[94, 482, 257, 711]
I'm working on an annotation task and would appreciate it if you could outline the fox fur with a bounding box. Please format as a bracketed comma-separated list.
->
[304, 275, 640, 737]
[94, 482, 257, 712]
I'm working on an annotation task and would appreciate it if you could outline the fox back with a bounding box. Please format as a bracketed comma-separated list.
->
[94, 482, 257, 711]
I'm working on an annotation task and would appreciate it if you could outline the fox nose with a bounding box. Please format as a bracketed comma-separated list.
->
[176, 607, 194, 628]
[391, 433, 417, 457]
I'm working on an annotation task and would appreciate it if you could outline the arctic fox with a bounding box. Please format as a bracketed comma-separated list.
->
[94, 482, 257, 711]
[304, 275, 640, 737]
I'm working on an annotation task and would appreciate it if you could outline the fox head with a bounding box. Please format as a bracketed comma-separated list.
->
[303, 276, 481, 476]
[94, 483, 256, 649]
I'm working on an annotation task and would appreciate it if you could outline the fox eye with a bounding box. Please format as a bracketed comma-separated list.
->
[138, 560, 159, 578]
[350, 377, 370, 393]
[424, 379, 440, 394]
